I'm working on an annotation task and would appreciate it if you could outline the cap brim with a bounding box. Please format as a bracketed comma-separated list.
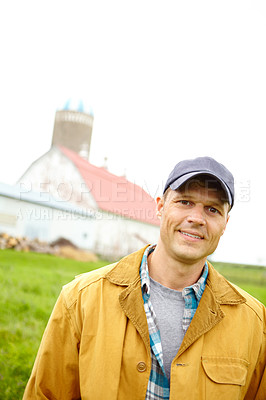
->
[169, 172, 233, 207]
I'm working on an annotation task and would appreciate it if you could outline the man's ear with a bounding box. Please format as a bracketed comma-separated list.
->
[156, 197, 164, 218]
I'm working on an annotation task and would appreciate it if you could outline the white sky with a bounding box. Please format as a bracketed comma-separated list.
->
[0, 1, 265, 265]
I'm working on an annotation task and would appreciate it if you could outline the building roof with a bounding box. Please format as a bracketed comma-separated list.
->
[59, 146, 160, 226]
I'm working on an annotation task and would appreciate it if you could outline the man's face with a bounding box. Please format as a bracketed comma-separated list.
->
[156, 184, 230, 266]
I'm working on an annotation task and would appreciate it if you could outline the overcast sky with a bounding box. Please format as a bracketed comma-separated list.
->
[0, 1, 265, 265]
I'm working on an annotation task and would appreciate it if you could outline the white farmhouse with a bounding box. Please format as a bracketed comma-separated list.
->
[1, 105, 160, 259]
[14, 146, 159, 259]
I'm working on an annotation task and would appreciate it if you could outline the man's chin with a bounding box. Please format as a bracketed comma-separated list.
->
[171, 247, 207, 265]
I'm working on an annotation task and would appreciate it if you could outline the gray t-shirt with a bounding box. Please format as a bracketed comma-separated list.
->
[150, 277, 185, 381]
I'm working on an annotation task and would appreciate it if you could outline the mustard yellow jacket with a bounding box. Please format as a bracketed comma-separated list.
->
[23, 246, 266, 400]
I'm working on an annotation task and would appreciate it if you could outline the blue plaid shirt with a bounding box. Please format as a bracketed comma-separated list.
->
[140, 244, 208, 400]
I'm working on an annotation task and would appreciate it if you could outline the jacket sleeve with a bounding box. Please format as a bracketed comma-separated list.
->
[23, 290, 81, 400]
[245, 308, 266, 400]
[254, 330, 266, 400]
[255, 366, 266, 400]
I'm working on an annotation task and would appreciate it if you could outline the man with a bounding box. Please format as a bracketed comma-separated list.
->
[23, 156, 265, 400]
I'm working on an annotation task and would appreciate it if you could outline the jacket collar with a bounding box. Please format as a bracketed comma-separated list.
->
[176, 264, 246, 358]
[106, 246, 246, 305]
[106, 246, 247, 357]
[206, 261, 246, 305]
[106, 246, 151, 353]
[106, 245, 149, 286]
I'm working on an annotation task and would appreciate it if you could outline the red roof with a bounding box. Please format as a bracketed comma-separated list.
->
[59, 146, 160, 226]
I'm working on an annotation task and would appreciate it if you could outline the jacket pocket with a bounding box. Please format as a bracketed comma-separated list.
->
[201, 356, 249, 400]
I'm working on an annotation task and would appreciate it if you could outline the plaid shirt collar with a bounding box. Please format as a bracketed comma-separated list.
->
[140, 244, 208, 303]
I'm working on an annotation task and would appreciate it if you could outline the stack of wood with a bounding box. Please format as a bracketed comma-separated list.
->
[0, 233, 98, 262]
[0, 232, 56, 254]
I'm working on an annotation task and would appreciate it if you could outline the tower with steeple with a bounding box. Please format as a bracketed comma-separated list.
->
[51, 100, 94, 161]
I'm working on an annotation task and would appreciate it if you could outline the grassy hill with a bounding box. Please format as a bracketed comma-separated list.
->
[0, 249, 265, 399]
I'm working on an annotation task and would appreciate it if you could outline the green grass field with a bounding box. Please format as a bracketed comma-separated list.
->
[0, 250, 107, 399]
[0, 249, 265, 399]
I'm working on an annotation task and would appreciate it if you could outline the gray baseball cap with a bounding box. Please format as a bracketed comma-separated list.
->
[163, 156, 234, 208]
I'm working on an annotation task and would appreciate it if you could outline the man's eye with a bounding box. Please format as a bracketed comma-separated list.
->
[208, 207, 219, 214]
[179, 200, 191, 206]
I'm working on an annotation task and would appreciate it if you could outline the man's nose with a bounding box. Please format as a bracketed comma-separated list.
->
[186, 206, 206, 225]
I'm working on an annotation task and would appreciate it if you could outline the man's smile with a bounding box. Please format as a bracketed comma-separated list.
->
[178, 230, 204, 240]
